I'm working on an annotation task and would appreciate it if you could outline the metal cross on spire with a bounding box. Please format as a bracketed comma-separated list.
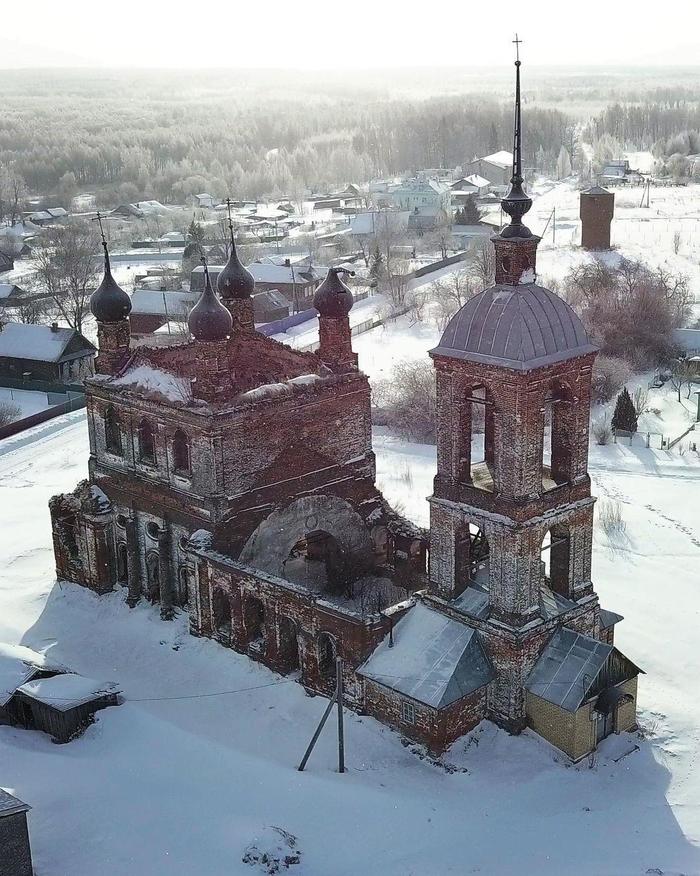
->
[499, 34, 533, 237]
[225, 196, 236, 242]
[92, 210, 111, 268]
[513, 33, 522, 64]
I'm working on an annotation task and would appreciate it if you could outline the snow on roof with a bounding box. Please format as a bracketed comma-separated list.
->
[111, 364, 192, 404]
[480, 151, 513, 168]
[464, 174, 491, 187]
[18, 673, 119, 712]
[0, 789, 30, 818]
[358, 603, 494, 708]
[193, 263, 321, 285]
[0, 642, 65, 706]
[527, 628, 611, 712]
[0, 322, 91, 363]
[0, 284, 20, 300]
[130, 289, 195, 316]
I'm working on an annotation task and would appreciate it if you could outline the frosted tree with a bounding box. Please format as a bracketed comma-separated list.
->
[556, 146, 572, 179]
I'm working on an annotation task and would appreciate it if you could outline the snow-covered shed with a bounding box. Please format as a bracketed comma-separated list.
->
[0, 643, 66, 725]
[358, 602, 494, 751]
[525, 627, 642, 761]
[0, 788, 33, 876]
[15, 673, 120, 744]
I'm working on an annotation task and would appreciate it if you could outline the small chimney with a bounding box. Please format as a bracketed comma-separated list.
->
[51, 322, 59, 332]
[284, 258, 291, 267]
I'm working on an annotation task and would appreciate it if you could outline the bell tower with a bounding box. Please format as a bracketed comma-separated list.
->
[427, 40, 599, 729]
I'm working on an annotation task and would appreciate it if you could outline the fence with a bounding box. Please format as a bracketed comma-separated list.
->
[613, 429, 666, 449]
[0, 394, 86, 441]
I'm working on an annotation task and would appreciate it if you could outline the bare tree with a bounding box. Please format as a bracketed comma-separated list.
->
[31, 221, 101, 334]
[469, 239, 496, 287]
[0, 164, 27, 225]
[668, 359, 693, 403]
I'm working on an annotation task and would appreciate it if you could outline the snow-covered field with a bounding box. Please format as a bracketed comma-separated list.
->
[1, 408, 700, 875]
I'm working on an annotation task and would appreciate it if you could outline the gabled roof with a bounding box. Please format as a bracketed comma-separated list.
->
[0, 322, 95, 363]
[431, 283, 596, 371]
[18, 673, 119, 712]
[0, 789, 30, 818]
[359, 603, 494, 708]
[480, 150, 513, 168]
[527, 628, 611, 712]
[0, 642, 65, 706]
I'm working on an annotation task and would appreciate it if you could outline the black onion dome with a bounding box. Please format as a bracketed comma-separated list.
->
[188, 267, 232, 341]
[216, 239, 254, 300]
[313, 268, 354, 317]
[91, 252, 132, 323]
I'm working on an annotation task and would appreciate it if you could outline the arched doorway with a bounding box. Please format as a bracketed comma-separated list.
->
[317, 632, 336, 679]
[540, 524, 571, 598]
[283, 530, 348, 595]
[278, 615, 300, 672]
[212, 589, 231, 641]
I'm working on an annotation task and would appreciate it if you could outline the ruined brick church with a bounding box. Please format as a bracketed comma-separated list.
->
[50, 58, 641, 762]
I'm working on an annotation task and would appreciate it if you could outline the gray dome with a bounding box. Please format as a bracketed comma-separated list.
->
[314, 268, 354, 317]
[431, 283, 596, 371]
[188, 268, 232, 342]
[216, 239, 254, 300]
[91, 253, 131, 323]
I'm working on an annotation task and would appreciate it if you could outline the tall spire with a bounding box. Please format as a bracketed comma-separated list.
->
[500, 34, 533, 239]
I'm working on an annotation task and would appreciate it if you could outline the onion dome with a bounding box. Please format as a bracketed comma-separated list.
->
[91, 247, 132, 323]
[216, 236, 254, 300]
[188, 263, 232, 341]
[313, 268, 355, 317]
[431, 283, 596, 371]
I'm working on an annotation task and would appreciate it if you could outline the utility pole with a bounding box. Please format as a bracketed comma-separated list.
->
[336, 657, 345, 774]
[297, 657, 346, 774]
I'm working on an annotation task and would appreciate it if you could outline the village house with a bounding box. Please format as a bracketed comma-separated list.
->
[192, 259, 323, 312]
[465, 151, 514, 187]
[50, 59, 641, 761]
[0, 321, 95, 383]
[385, 178, 451, 230]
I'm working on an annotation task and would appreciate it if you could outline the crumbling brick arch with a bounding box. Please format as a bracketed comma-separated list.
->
[238, 495, 374, 581]
[317, 632, 337, 679]
[543, 380, 575, 487]
[540, 523, 572, 599]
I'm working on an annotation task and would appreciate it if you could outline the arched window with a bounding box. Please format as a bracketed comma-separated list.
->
[116, 543, 128, 582]
[245, 596, 265, 644]
[138, 418, 156, 464]
[104, 405, 122, 455]
[172, 429, 190, 474]
[317, 632, 336, 678]
[541, 525, 571, 598]
[543, 382, 575, 488]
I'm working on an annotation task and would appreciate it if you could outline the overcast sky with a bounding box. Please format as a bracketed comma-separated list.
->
[2, 0, 698, 69]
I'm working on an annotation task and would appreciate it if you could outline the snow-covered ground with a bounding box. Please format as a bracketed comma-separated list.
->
[0, 387, 55, 422]
[1, 408, 700, 875]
